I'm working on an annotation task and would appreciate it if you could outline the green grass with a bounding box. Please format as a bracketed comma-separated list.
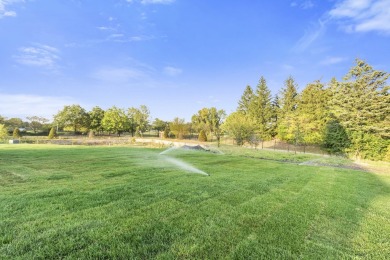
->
[1, 144, 389, 259]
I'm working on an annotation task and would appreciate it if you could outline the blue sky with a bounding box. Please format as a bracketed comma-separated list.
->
[1, 0, 390, 122]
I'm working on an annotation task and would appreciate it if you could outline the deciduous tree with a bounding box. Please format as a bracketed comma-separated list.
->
[222, 112, 256, 146]
[88, 106, 105, 135]
[102, 106, 128, 136]
[53, 104, 90, 133]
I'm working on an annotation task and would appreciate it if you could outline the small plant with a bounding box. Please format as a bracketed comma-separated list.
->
[48, 127, 57, 139]
[198, 130, 207, 142]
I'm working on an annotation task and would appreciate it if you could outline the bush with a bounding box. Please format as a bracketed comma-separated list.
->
[0, 124, 8, 140]
[198, 130, 207, 142]
[13, 128, 21, 138]
[48, 127, 57, 139]
[163, 126, 169, 139]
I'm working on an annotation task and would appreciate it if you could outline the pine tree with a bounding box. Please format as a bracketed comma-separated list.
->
[249, 76, 273, 147]
[330, 59, 390, 159]
[297, 80, 330, 145]
[277, 76, 299, 142]
[237, 85, 255, 115]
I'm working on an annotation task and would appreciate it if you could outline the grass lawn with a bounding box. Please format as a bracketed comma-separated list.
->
[1, 144, 389, 259]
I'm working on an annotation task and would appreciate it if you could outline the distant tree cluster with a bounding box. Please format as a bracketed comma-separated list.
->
[224, 59, 390, 161]
[0, 115, 51, 138]
[1, 59, 388, 161]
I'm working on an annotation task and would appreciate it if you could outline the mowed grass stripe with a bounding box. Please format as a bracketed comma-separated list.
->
[0, 145, 389, 259]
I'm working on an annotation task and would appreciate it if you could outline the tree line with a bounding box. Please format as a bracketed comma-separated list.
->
[0, 59, 388, 160]
[222, 59, 389, 161]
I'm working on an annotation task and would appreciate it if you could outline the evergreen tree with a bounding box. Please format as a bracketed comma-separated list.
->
[297, 80, 330, 146]
[237, 85, 255, 115]
[269, 95, 280, 138]
[249, 76, 273, 148]
[330, 59, 390, 159]
[277, 76, 299, 142]
[280, 76, 299, 115]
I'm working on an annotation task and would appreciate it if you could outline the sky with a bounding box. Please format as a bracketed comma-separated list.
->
[1, 0, 390, 122]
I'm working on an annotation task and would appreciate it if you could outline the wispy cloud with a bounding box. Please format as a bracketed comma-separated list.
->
[140, 0, 175, 4]
[329, 0, 390, 34]
[14, 44, 60, 69]
[0, 93, 76, 119]
[293, 19, 328, 52]
[163, 66, 182, 76]
[320, 56, 347, 65]
[91, 67, 147, 82]
[0, 0, 22, 18]
[290, 0, 314, 10]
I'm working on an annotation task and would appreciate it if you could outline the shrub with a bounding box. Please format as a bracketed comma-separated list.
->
[163, 126, 169, 139]
[0, 124, 8, 141]
[198, 130, 207, 142]
[48, 127, 57, 139]
[13, 128, 21, 138]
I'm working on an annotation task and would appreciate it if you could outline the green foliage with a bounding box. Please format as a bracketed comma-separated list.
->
[152, 118, 167, 137]
[297, 80, 330, 145]
[48, 127, 57, 139]
[26, 116, 49, 133]
[127, 105, 150, 137]
[88, 106, 105, 135]
[0, 124, 8, 140]
[249, 76, 273, 141]
[384, 144, 390, 162]
[163, 126, 170, 139]
[169, 117, 188, 139]
[237, 85, 254, 115]
[53, 104, 90, 133]
[277, 76, 299, 143]
[5, 117, 24, 131]
[12, 128, 21, 138]
[192, 107, 226, 145]
[198, 129, 207, 142]
[322, 119, 350, 155]
[222, 112, 256, 146]
[330, 59, 390, 160]
[101, 106, 128, 136]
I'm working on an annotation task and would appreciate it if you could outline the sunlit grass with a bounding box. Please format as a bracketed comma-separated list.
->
[1, 144, 389, 258]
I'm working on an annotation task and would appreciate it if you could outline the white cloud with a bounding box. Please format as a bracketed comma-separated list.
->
[0, 93, 77, 120]
[320, 56, 347, 65]
[163, 66, 182, 76]
[0, 0, 25, 18]
[91, 67, 146, 82]
[329, 0, 390, 34]
[14, 44, 60, 69]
